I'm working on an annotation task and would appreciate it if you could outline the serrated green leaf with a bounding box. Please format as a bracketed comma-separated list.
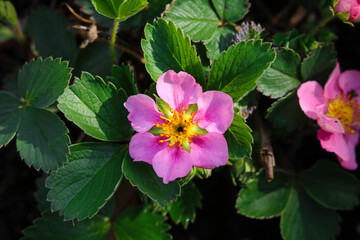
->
[34, 177, 51, 213]
[26, 9, 77, 62]
[280, 185, 341, 240]
[74, 42, 121, 78]
[236, 171, 292, 218]
[204, 24, 237, 63]
[208, 40, 275, 102]
[122, 151, 180, 207]
[141, 19, 206, 88]
[258, 48, 301, 99]
[168, 182, 202, 227]
[114, 207, 171, 240]
[299, 159, 360, 210]
[18, 58, 71, 108]
[301, 45, 337, 83]
[91, 0, 148, 22]
[58, 72, 132, 141]
[46, 143, 126, 220]
[0, 1, 18, 25]
[0, 91, 21, 148]
[165, 0, 219, 41]
[267, 91, 306, 137]
[224, 114, 252, 159]
[16, 107, 69, 171]
[213, 0, 250, 23]
[107, 64, 138, 96]
[21, 211, 110, 240]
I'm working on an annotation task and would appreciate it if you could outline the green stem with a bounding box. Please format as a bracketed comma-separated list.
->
[111, 20, 120, 64]
[310, 14, 335, 36]
[14, 23, 25, 43]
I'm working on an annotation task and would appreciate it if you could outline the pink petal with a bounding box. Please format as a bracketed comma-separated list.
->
[194, 91, 234, 134]
[189, 133, 228, 168]
[349, 0, 360, 21]
[335, 0, 352, 12]
[315, 104, 345, 134]
[129, 132, 166, 164]
[324, 63, 342, 99]
[338, 132, 359, 169]
[156, 70, 202, 111]
[297, 81, 326, 120]
[152, 146, 193, 184]
[317, 129, 358, 170]
[124, 94, 164, 133]
[338, 70, 360, 95]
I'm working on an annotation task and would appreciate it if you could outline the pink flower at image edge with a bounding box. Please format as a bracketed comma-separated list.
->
[297, 63, 360, 170]
[124, 70, 234, 183]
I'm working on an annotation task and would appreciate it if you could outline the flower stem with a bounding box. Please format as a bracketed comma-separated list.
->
[14, 23, 25, 43]
[111, 19, 120, 64]
[310, 14, 335, 36]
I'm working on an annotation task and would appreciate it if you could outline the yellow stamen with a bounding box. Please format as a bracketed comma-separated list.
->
[327, 93, 360, 134]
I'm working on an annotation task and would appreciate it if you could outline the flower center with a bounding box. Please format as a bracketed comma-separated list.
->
[327, 93, 360, 134]
[154, 105, 207, 151]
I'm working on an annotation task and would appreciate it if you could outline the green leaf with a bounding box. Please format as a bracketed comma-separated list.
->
[114, 207, 171, 240]
[34, 177, 51, 213]
[18, 58, 71, 108]
[203, 24, 237, 63]
[168, 182, 202, 227]
[208, 40, 275, 102]
[141, 19, 206, 88]
[267, 91, 306, 137]
[107, 64, 138, 96]
[272, 29, 319, 57]
[165, 0, 219, 41]
[122, 152, 180, 207]
[236, 171, 292, 218]
[224, 114, 253, 159]
[76, 0, 113, 28]
[257, 48, 301, 99]
[46, 143, 126, 220]
[0, 92, 21, 148]
[280, 185, 341, 240]
[0, 1, 18, 25]
[301, 45, 337, 83]
[213, 0, 250, 23]
[119, 0, 172, 31]
[299, 159, 360, 210]
[26, 9, 77, 62]
[21, 211, 111, 240]
[91, 0, 148, 22]
[74, 42, 121, 78]
[16, 107, 69, 171]
[58, 72, 132, 141]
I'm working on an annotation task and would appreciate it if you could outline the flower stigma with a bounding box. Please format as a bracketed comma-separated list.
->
[154, 104, 207, 152]
[327, 93, 360, 134]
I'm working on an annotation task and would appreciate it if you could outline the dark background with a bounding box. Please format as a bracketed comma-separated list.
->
[0, 0, 360, 239]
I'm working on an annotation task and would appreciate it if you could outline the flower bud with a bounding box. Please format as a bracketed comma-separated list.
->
[332, 0, 360, 24]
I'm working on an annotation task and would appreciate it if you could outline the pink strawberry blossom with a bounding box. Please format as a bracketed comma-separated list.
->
[124, 70, 234, 183]
[297, 63, 360, 170]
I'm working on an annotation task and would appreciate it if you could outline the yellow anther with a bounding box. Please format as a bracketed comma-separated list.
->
[168, 143, 173, 147]
[155, 123, 160, 128]
[159, 140, 164, 143]
[160, 133, 165, 137]
[182, 105, 186, 111]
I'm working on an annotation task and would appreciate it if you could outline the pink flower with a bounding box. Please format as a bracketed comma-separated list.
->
[297, 63, 360, 170]
[333, 0, 360, 22]
[124, 70, 234, 183]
